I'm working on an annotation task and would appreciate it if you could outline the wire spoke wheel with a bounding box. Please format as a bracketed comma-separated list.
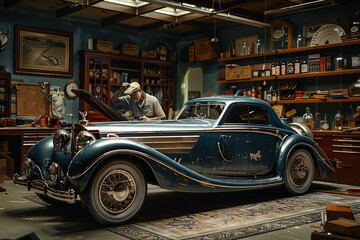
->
[99, 170, 136, 213]
[82, 161, 146, 225]
[285, 149, 314, 195]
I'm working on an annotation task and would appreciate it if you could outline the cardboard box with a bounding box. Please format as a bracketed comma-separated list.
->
[272, 104, 285, 117]
[96, 40, 113, 53]
[324, 218, 360, 237]
[194, 38, 217, 62]
[225, 65, 252, 80]
[122, 43, 139, 56]
[326, 204, 354, 221]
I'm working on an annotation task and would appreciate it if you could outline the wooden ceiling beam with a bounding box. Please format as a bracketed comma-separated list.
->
[56, 0, 103, 18]
[56, 3, 88, 18]
[101, 12, 134, 26]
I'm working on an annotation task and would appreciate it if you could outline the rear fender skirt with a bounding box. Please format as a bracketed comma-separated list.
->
[276, 135, 335, 178]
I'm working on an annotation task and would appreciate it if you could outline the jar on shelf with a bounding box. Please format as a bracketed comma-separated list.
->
[334, 111, 344, 130]
[349, 78, 360, 97]
[303, 107, 314, 129]
[240, 41, 250, 56]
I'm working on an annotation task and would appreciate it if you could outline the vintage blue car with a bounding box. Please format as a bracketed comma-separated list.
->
[13, 89, 335, 225]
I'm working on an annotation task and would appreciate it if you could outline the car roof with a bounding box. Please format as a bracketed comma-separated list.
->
[185, 95, 271, 107]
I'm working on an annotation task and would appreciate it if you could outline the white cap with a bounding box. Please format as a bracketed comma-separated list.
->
[124, 82, 140, 95]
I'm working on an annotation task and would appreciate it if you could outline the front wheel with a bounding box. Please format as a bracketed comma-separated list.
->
[284, 149, 314, 195]
[81, 161, 146, 225]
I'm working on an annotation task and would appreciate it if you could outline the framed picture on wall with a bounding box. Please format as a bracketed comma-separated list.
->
[15, 25, 73, 77]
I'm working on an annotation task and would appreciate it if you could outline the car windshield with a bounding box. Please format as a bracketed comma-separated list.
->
[177, 102, 225, 120]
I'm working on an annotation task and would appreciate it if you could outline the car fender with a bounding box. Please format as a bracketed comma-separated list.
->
[276, 134, 334, 178]
[26, 136, 72, 180]
[67, 138, 195, 192]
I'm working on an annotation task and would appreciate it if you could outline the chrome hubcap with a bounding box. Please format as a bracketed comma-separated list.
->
[290, 155, 309, 186]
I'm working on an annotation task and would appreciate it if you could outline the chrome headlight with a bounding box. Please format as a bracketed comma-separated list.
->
[47, 162, 64, 183]
[75, 130, 96, 151]
[53, 129, 71, 151]
[23, 157, 35, 177]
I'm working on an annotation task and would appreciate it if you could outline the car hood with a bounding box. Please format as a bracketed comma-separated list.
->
[85, 119, 215, 137]
[72, 89, 128, 121]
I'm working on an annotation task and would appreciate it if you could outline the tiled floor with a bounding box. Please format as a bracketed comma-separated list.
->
[1, 180, 359, 240]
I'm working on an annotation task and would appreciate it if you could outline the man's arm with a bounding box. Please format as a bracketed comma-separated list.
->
[111, 85, 126, 103]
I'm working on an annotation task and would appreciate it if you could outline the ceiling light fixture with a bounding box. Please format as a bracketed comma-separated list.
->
[264, 0, 336, 15]
[145, 0, 270, 28]
[155, 7, 190, 17]
[103, 0, 149, 7]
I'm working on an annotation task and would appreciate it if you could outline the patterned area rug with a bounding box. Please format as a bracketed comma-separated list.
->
[107, 182, 360, 240]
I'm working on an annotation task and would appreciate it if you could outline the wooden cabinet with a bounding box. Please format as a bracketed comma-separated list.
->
[313, 131, 360, 186]
[0, 71, 11, 118]
[80, 50, 176, 121]
[0, 127, 57, 177]
[218, 39, 360, 107]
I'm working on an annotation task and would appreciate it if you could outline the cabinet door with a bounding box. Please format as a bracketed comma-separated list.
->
[331, 135, 360, 185]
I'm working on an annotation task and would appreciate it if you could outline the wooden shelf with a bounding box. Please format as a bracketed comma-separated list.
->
[218, 39, 360, 62]
[275, 97, 360, 104]
[219, 76, 275, 84]
[277, 69, 360, 80]
[219, 69, 360, 83]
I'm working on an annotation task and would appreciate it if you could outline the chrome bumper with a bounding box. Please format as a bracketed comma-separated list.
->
[13, 174, 77, 204]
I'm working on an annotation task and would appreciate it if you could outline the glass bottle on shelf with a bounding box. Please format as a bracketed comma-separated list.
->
[296, 34, 305, 48]
[303, 107, 314, 129]
[287, 60, 294, 74]
[275, 61, 281, 76]
[294, 57, 300, 74]
[271, 62, 276, 76]
[281, 60, 287, 75]
[301, 60, 308, 73]
[254, 39, 264, 54]
[334, 111, 344, 130]
[321, 114, 329, 130]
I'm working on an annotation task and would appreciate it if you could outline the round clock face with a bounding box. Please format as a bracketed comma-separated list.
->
[273, 28, 285, 39]
[310, 24, 345, 46]
[65, 80, 79, 99]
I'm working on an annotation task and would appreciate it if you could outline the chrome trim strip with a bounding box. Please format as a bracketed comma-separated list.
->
[333, 150, 360, 154]
[114, 135, 200, 154]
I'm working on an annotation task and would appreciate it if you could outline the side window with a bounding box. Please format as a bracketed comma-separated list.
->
[224, 104, 269, 125]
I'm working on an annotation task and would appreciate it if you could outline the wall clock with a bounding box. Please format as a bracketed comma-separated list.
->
[271, 20, 294, 51]
[65, 80, 79, 99]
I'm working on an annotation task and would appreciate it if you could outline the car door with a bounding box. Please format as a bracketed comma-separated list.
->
[203, 103, 284, 177]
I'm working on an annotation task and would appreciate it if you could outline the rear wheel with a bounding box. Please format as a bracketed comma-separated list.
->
[81, 161, 146, 225]
[284, 149, 314, 195]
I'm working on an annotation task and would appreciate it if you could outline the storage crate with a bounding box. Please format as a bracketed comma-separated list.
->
[225, 65, 252, 80]
[122, 43, 139, 56]
[96, 40, 113, 53]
